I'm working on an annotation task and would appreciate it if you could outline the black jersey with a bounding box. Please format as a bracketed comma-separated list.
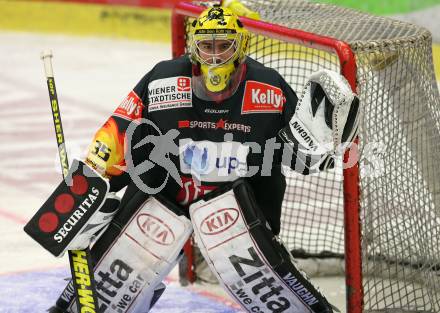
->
[86, 55, 298, 234]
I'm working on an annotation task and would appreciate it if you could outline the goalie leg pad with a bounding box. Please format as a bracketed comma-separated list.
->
[61, 190, 192, 313]
[189, 179, 333, 313]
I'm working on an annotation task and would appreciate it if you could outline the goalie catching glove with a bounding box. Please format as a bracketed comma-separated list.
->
[279, 69, 360, 173]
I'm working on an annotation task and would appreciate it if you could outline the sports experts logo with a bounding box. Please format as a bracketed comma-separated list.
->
[178, 119, 251, 133]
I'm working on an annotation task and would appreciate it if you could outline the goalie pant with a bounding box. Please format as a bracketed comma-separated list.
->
[49, 183, 192, 313]
[189, 179, 335, 313]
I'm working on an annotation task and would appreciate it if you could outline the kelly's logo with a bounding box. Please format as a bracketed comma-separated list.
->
[242, 81, 285, 114]
[114, 90, 143, 120]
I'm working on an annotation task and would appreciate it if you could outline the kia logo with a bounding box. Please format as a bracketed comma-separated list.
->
[136, 214, 175, 245]
[200, 208, 239, 235]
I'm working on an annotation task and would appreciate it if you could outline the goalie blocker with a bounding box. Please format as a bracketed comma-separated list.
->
[50, 184, 193, 313]
[189, 179, 335, 313]
[24, 159, 120, 257]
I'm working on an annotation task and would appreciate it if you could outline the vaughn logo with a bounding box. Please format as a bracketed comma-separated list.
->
[200, 208, 239, 235]
[136, 213, 175, 246]
[290, 119, 319, 151]
[242, 81, 285, 114]
[283, 272, 320, 306]
[114, 90, 143, 121]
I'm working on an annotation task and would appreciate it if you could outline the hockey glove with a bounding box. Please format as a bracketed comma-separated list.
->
[24, 159, 120, 257]
[279, 70, 360, 173]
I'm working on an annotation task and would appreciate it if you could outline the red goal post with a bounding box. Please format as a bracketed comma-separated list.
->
[171, 2, 363, 312]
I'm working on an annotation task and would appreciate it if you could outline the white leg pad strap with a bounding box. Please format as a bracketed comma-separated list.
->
[189, 180, 333, 313]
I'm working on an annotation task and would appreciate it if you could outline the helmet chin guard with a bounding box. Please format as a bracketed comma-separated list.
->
[201, 61, 235, 92]
[192, 62, 246, 102]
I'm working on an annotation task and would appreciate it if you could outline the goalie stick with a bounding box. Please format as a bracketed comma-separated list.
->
[41, 50, 100, 313]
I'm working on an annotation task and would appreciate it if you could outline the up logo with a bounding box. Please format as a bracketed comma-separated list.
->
[136, 213, 176, 246]
[179, 139, 250, 183]
[182, 144, 210, 174]
[200, 208, 239, 235]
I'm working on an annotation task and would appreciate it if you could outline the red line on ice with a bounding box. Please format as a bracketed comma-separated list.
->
[0, 208, 28, 225]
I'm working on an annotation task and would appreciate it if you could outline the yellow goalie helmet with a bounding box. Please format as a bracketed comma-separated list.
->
[190, 6, 249, 100]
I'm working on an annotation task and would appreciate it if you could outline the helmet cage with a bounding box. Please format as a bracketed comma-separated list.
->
[191, 31, 243, 67]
